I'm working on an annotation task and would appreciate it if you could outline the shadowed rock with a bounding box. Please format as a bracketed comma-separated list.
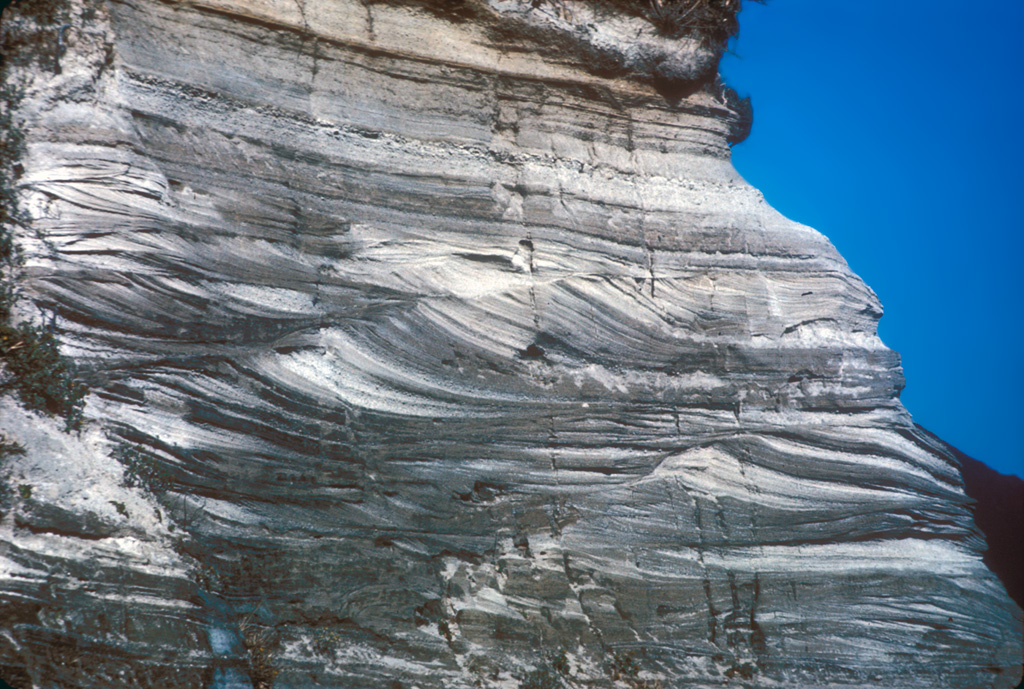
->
[924, 427, 1024, 609]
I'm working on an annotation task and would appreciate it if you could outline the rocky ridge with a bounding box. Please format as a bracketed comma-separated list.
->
[0, 0, 1021, 687]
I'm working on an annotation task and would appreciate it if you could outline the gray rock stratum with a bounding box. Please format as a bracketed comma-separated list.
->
[0, 0, 1021, 687]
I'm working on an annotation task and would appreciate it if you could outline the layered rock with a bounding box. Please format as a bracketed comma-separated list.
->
[0, 1, 1021, 687]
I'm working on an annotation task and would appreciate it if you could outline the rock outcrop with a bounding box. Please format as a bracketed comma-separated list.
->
[1, 1, 1021, 687]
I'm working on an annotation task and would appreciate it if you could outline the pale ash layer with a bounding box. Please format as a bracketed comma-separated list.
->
[0, 0, 1020, 688]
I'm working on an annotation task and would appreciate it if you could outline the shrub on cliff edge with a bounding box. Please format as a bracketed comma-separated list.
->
[587, 0, 765, 44]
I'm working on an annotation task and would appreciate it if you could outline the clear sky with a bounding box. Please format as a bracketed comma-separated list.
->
[720, 1, 1024, 479]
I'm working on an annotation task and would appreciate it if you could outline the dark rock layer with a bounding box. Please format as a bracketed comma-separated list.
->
[0, 1, 1021, 688]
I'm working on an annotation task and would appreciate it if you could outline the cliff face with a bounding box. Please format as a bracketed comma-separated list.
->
[0, 1, 1021, 688]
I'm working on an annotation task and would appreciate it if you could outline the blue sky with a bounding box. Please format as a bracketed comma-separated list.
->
[720, 1, 1024, 479]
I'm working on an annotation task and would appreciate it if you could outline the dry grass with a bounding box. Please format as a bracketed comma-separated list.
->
[586, 0, 763, 44]
[240, 616, 278, 689]
[647, 0, 741, 41]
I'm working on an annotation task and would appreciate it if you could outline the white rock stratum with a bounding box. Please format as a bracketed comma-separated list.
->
[0, 0, 1021, 687]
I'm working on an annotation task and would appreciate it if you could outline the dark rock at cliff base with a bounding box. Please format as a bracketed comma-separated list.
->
[926, 428, 1024, 609]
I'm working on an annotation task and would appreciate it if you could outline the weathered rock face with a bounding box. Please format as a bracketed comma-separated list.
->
[0, 1, 1021, 688]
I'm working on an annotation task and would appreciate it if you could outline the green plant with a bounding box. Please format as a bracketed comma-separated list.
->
[437, 619, 453, 643]
[1, 82, 26, 316]
[189, 562, 223, 592]
[725, 661, 757, 680]
[1, 85, 27, 249]
[110, 500, 128, 517]
[312, 627, 343, 656]
[0, 83, 87, 432]
[0, 322, 87, 430]
[520, 665, 561, 689]
[0, 433, 25, 458]
[519, 650, 571, 689]
[9, 0, 69, 25]
[645, 0, 744, 42]
[550, 649, 570, 676]
[585, 0, 764, 45]
[114, 442, 173, 492]
[18, 483, 31, 499]
[607, 650, 640, 681]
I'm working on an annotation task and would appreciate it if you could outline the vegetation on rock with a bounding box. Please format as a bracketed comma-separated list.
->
[115, 442, 174, 491]
[589, 0, 764, 44]
[0, 321, 87, 430]
[0, 432, 25, 458]
[240, 615, 279, 689]
[0, 75, 86, 431]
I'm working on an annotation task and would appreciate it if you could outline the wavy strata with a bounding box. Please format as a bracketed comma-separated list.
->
[0, 0, 1021, 687]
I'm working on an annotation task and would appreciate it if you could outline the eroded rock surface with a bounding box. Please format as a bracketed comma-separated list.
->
[1, 1, 1021, 687]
